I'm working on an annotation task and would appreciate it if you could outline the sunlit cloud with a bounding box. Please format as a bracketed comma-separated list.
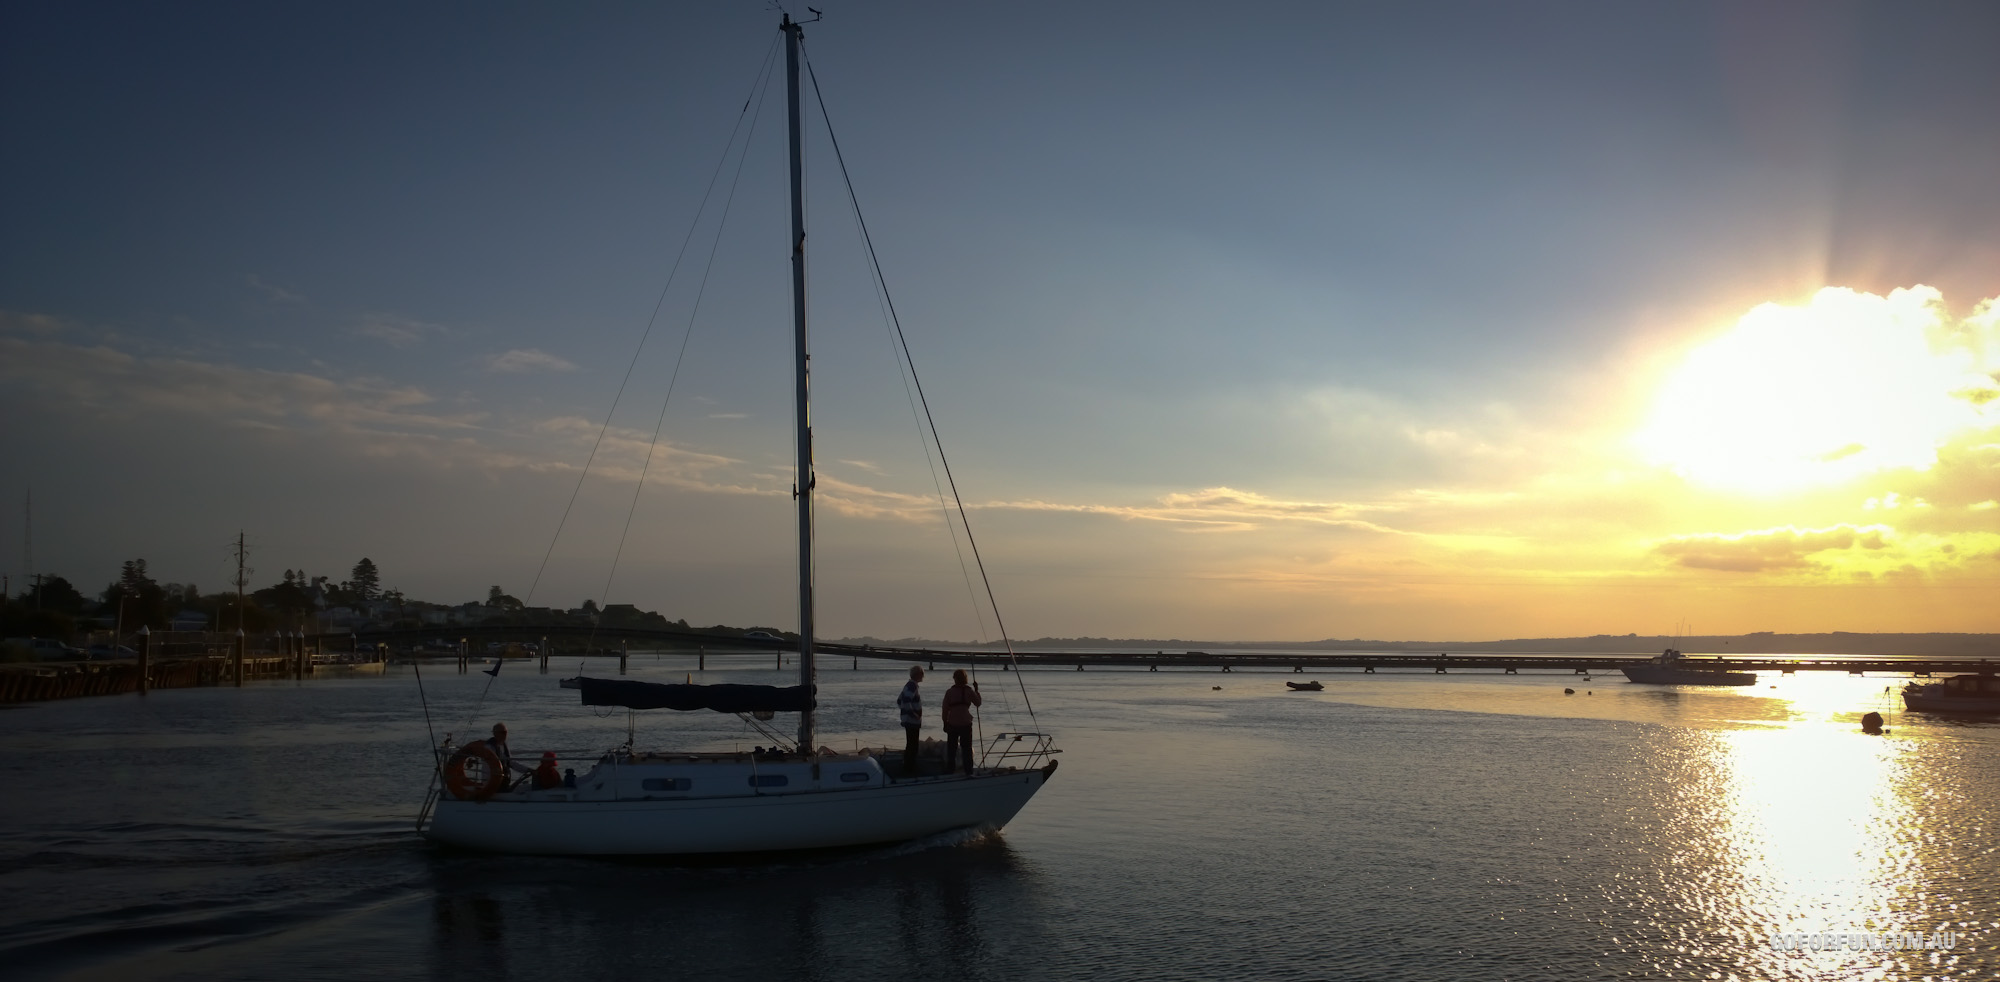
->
[1634, 286, 1999, 493]
[482, 348, 579, 374]
[1651, 524, 1890, 572]
[987, 486, 1407, 534]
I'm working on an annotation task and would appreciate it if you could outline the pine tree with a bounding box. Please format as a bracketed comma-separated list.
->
[350, 558, 381, 602]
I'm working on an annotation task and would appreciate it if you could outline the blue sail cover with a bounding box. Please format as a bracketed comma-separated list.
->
[572, 677, 814, 714]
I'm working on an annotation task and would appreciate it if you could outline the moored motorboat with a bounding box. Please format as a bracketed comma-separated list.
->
[1901, 673, 2000, 714]
[1285, 680, 1324, 691]
[1620, 648, 1756, 686]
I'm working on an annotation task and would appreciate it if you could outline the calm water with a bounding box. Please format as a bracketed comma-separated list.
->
[2, 656, 1993, 981]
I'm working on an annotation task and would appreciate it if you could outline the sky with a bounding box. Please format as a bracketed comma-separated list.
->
[3, 1, 1997, 643]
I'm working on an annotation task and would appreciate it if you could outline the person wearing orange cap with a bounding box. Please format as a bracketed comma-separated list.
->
[531, 751, 562, 789]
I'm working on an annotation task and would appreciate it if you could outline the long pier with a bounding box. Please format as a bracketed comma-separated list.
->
[810, 643, 1997, 677]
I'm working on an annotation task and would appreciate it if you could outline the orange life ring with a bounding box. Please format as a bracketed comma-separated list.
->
[443, 742, 508, 801]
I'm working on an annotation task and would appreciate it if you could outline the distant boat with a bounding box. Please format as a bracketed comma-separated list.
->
[1621, 649, 1756, 686]
[1902, 673, 2000, 714]
[1285, 680, 1324, 691]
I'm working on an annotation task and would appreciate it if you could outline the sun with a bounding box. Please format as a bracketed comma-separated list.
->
[1634, 286, 1990, 494]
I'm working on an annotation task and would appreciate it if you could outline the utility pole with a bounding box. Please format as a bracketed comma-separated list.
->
[23, 489, 32, 611]
[233, 531, 251, 633]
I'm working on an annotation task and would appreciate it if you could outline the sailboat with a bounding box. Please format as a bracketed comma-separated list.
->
[420, 14, 1058, 856]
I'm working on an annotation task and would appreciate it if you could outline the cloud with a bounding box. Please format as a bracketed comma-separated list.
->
[985, 486, 1407, 534]
[353, 313, 448, 348]
[1651, 524, 1891, 572]
[482, 349, 579, 374]
[0, 310, 67, 336]
[245, 274, 306, 304]
[1, 335, 482, 430]
[530, 416, 759, 492]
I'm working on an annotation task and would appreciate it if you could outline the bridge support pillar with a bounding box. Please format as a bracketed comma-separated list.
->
[621, 641, 629, 676]
[1221, 664, 1231, 673]
[1364, 666, 1375, 673]
[1076, 663, 1083, 671]
[1293, 665, 1303, 673]
[1149, 665, 1156, 672]
[1505, 667, 1517, 674]
[699, 647, 706, 671]
[1435, 665, 1447, 673]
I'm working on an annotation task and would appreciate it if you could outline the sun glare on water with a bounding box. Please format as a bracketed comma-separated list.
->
[1636, 286, 1996, 494]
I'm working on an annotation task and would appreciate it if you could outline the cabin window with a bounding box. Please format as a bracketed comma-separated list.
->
[641, 777, 691, 792]
[839, 771, 870, 783]
[748, 774, 788, 788]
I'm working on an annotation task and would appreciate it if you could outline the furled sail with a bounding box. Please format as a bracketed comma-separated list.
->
[567, 677, 814, 713]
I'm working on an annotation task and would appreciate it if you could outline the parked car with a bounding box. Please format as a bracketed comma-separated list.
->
[744, 630, 781, 641]
[87, 644, 139, 660]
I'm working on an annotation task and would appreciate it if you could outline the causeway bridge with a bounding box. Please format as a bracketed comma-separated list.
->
[325, 625, 1995, 677]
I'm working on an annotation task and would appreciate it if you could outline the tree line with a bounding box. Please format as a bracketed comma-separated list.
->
[5, 556, 766, 646]
[7, 556, 415, 640]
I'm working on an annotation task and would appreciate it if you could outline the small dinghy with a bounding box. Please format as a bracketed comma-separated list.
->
[1285, 680, 1324, 691]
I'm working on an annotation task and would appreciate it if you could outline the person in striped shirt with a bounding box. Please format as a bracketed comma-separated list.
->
[897, 665, 925, 776]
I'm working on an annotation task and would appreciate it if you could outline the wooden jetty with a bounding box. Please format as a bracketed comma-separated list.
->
[0, 655, 294, 703]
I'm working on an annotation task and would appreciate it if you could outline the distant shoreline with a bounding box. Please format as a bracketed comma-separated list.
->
[837, 632, 2000, 658]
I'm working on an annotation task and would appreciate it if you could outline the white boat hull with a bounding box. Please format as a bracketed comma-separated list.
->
[1902, 693, 2000, 713]
[1902, 674, 2000, 714]
[425, 761, 1055, 856]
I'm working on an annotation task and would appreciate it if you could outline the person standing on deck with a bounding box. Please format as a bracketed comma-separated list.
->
[487, 723, 536, 788]
[897, 666, 925, 776]
[941, 669, 982, 775]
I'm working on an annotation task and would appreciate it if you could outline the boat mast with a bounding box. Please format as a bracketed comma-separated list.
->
[783, 13, 817, 753]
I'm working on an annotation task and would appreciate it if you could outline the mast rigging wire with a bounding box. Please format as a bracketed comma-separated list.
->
[800, 46, 1037, 727]
[519, 33, 784, 615]
[596, 43, 785, 629]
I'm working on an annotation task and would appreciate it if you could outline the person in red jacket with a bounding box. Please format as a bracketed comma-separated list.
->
[531, 751, 562, 790]
[940, 669, 982, 775]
